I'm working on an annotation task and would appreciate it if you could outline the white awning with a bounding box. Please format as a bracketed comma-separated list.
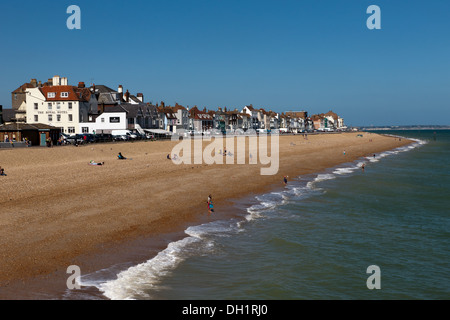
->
[144, 129, 173, 135]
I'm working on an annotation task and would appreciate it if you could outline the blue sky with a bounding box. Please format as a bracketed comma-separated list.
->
[0, 0, 449, 126]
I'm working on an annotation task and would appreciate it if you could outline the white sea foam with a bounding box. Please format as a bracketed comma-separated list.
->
[333, 167, 358, 175]
[93, 236, 201, 300]
[315, 173, 336, 182]
[80, 219, 238, 300]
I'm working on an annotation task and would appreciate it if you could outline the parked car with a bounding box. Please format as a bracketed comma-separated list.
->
[113, 134, 129, 141]
[92, 133, 112, 143]
[80, 134, 96, 143]
[66, 134, 85, 145]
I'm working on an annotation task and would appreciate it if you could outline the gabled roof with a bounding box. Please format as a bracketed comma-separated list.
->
[285, 111, 307, 119]
[90, 85, 117, 94]
[39, 86, 91, 102]
[12, 83, 36, 94]
[157, 107, 178, 119]
[189, 106, 213, 120]
[324, 110, 339, 121]
[102, 103, 158, 119]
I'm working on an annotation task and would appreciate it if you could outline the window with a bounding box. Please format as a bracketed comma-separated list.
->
[48, 103, 52, 110]
[34, 115, 38, 122]
[68, 127, 75, 134]
[68, 114, 73, 122]
[48, 92, 56, 98]
[61, 92, 69, 98]
[101, 118, 105, 123]
[82, 127, 89, 133]
[14, 94, 18, 100]
[34, 103, 38, 110]
[57, 102, 61, 109]
[48, 115, 53, 122]
[110, 117, 120, 123]
[57, 115, 61, 122]
[68, 102, 73, 110]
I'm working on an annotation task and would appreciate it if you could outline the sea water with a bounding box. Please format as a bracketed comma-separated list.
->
[75, 130, 450, 300]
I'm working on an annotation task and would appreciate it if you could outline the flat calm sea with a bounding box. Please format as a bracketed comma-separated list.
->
[73, 130, 449, 300]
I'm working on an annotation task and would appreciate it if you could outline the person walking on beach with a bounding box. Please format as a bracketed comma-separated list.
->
[0, 167, 6, 176]
[118, 152, 127, 160]
[283, 175, 288, 186]
[207, 200, 214, 214]
[361, 163, 365, 172]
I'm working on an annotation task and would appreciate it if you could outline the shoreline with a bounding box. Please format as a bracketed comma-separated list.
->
[0, 133, 414, 299]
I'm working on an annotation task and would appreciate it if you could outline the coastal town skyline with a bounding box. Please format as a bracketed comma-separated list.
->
[1, 74, 348, 147]
[0, 0, 449, 127]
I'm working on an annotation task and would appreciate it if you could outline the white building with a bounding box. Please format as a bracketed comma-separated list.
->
[242, 105, 261, 130]
[25, 76, 97, 134]
[79, 109, 127, 134]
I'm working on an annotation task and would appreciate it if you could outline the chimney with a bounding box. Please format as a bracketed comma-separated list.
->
[137, 93, 144, 102]
[161, 101, 165, 108]
[125, 90, 130, 102]
[38, 80, 42, 87]
[48, 78, 53, 86]
[78, 82, 85, 88]
[30, 79, 38, 87]
[61, 77, 68, 86]
[118, 85, 123, 101]
[53, 75, 61, 86]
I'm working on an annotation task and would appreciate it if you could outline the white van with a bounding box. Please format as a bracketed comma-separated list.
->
[111, 130, 137, 140]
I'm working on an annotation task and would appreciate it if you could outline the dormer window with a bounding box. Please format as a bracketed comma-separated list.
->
[61, 92, 69, 98]
[48, 92, 56, 98]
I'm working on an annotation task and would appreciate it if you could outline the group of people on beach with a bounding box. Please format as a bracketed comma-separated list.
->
[167, 154, 179, 161]
[89, 152, 128, 166]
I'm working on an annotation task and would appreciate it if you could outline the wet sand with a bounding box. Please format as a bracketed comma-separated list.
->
[0, 132, 413, 299]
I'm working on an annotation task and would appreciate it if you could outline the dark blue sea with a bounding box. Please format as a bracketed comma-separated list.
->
[75, 130, 449, 300]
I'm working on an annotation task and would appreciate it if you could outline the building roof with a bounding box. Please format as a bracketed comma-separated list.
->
[158, 107, 178, 119]
[39, 85, 92, 102]
[324, 110, 339, 122]
[189, 106, 213, 120]
[12, 83, 36, 94]
[90, 85, 117, 94]
[1, 109, 18, 122]
[103, 103, 158, 119]
[311, 114, 324, 121]
[0, 122, 60, 131]
[285, 111, 307, 119]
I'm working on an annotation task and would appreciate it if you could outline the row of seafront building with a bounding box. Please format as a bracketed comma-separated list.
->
[0, 75, 347, 145]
